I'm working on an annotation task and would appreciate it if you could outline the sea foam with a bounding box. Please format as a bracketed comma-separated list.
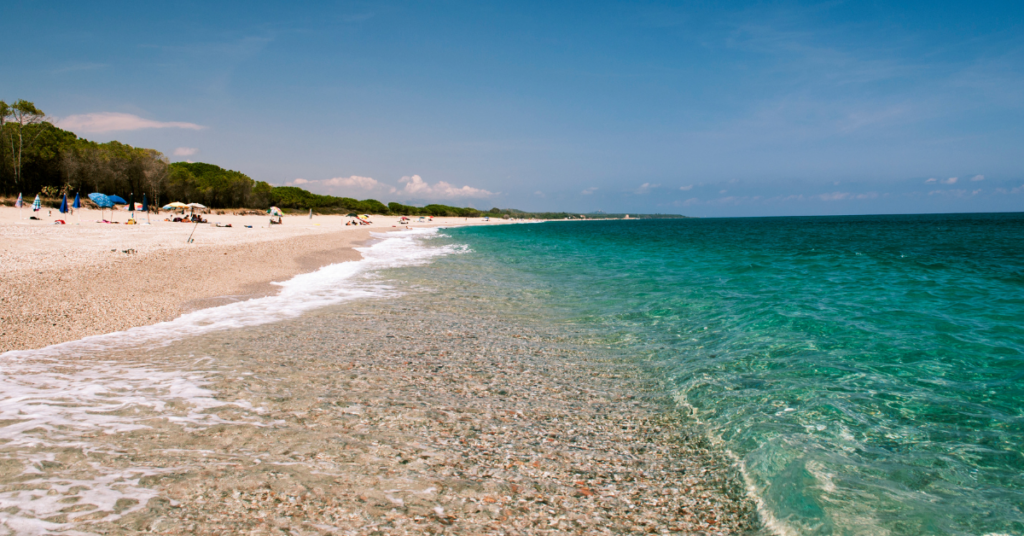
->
[0, 227, 458, 533]
[2, 227, 454, 361]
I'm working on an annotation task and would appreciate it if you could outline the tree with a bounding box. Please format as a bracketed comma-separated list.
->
[0, 101, 11, 190]
[7, 100, 47, 188]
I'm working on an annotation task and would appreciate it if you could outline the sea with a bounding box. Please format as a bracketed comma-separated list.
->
[2, 213, 1023, 535]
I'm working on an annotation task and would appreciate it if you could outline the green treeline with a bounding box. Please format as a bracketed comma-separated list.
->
[0, 99, 490, 216]
[1, 100, 684, 219]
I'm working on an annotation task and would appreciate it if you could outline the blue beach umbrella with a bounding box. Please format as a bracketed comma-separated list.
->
[108, 195, 127, 206]
[32, 194, 41, 211]
[59, 193, 68, 214]
[15, 193, 22, 208]
[73, 192, 81, 209]
[88, 192, 114, 220]
[88, 193, 114, 207]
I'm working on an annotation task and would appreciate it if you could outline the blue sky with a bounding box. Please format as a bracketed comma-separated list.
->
[3, 0, 1022, 216]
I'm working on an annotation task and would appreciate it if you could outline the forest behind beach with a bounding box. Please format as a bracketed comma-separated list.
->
[0, 99, 684, 219]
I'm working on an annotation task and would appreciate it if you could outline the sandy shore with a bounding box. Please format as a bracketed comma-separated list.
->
[0, 207, 757, 534]
[0, 206, 510, 353]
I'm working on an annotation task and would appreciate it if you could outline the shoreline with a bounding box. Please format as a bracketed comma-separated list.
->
[0, 214, 759, 533]
[0, 208, 514, 353]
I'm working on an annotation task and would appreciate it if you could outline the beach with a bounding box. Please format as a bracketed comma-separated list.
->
[0, 211, 757, 534]
[0, 206, 506, 353]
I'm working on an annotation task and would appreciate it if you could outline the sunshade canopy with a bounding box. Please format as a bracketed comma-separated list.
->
[186, 203, 206, 208]
[108, 195, 127, 205]
[88, 193, 114, 208]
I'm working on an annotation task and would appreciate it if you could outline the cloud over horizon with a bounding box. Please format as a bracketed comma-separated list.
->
[57, 112, 205, 133]
[287, 174, 494, 200]
[173, 147, 198, 156]
[398, 175, 495, 199]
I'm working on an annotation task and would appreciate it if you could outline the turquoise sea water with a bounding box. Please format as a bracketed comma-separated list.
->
[425, 214, 1024, 535]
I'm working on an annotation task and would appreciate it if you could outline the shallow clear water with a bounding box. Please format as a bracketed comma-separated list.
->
[424, 214, 1024, 535]
[4, 215, 1023, 535]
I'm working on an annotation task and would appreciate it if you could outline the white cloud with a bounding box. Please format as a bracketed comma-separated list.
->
[323, 175, 388, 191]
[173, 147, 198, 156]
[943, 177, 959, 184]
[581, 187, 598, 195]
[634, 182, 659, 194]
[57, 112, 205, 133]
[398, 175, 494, 199]
[679, 185, 693, 191]
[673, 197, 701, 207]
[719, 189, 728, 194]
[818, 191, 878, 201]
[925, 178, 937, 183]
[287, 175, 396, 194]
[534, 191, 545, 198]
[287, 174, 493, 199]
[970, 174, 985, 182]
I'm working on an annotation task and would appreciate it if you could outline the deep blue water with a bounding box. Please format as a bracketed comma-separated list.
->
[427, 214, 1024, 535]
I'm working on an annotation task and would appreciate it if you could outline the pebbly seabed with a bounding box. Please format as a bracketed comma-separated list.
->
[0, 296, 757, 535]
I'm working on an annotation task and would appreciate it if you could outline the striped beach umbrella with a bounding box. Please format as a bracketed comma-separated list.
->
[15, 193, 22, 208]
[32, 194, 41, 211]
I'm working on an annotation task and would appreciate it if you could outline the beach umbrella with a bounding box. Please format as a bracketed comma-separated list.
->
[128, 192, 134, 215]
[269, 206, 283, 216]
[88, 193, 114, 220]
[108, 195, 127, 206]
[59, 193, 68, 214]
[32, 194, 41, 211]
[88, 193, 114, 207]
[73, 192, 81, 209]
[15, 193, 22, 208]
[142, 194, 148, 212]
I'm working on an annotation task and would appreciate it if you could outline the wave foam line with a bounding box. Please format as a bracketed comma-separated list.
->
[2, 228, 456, 361]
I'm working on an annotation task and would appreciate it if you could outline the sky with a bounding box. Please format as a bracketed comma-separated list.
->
[3, 0, 1023, 216]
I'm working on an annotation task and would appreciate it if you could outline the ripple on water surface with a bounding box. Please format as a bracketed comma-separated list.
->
[437, 214, 1024, 535]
